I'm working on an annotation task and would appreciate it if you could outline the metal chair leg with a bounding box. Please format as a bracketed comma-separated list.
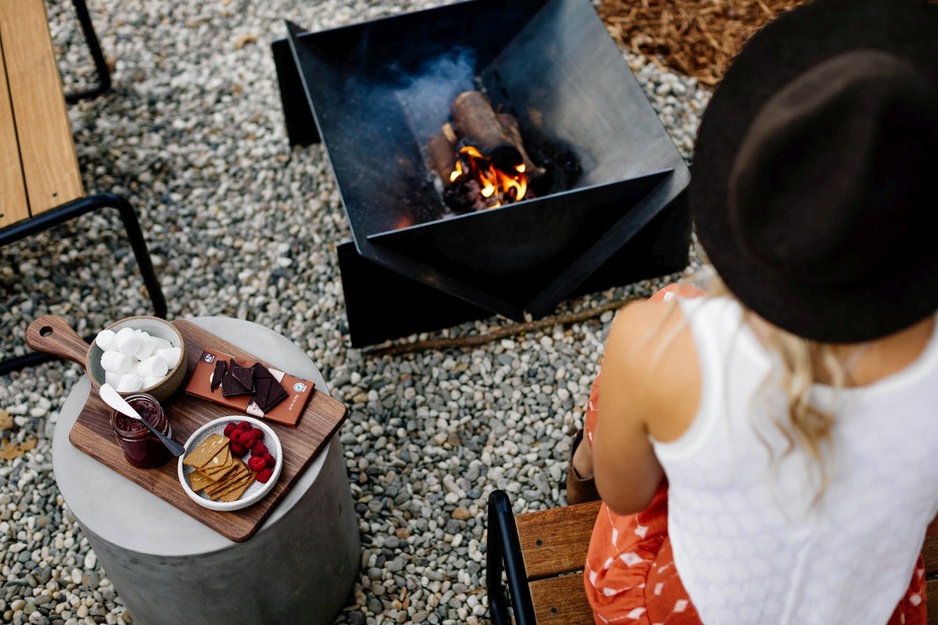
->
[65, 0, 111, 103]
[0, 193, 167, 374]
[487, 489, 537, 625]
[106, 194, 167, 318]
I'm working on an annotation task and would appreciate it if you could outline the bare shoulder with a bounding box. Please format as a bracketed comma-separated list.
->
[606, 299, 691, 359]
[604, 298, 702, 442]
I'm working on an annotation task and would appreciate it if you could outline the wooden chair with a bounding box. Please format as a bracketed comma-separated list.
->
[487, 489, 938, 624]
[0, 0, 165, 374]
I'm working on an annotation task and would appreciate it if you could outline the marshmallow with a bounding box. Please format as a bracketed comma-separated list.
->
[151, 337, 174, 353]
[95, 329, 117, 351]
[105, 371, 123, 387]
[142, 375, 162, 388]
[115, 374, 145, 393]
[101, 350, 132, 374]
[156, 346, 181, 367]
[138, 355, 169, 378]
[114, 328, 142, 356]
[134, 335, 159, 360]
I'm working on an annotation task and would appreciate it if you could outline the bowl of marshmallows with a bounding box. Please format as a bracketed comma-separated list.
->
[90, 317, 186, 403]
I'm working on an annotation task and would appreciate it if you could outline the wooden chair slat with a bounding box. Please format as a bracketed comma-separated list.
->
[529, 574, 595, 625]
[923, 535, 938, 576]
[515, 500, 601, 580]
[0, 39, 29, 228]
[0, 0, 83, 218]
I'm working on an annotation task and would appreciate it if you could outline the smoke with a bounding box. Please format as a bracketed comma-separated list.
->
[391, 47, 478, 141]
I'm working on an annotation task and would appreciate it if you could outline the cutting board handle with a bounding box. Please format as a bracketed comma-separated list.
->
[25, 315, 91, 367]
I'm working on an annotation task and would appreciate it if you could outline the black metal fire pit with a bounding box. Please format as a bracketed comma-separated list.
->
[273, 0, 692, 346]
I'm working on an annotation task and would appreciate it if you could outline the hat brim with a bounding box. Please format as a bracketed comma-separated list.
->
[691, 0, 938, 343]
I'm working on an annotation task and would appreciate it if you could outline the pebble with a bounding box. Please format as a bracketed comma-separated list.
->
[0, 0, 706, 623]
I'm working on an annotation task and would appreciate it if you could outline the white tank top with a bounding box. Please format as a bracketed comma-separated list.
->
[651, 297, 938, 624]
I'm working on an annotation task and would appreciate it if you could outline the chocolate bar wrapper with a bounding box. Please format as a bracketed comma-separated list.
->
[184, 349, 315, 427]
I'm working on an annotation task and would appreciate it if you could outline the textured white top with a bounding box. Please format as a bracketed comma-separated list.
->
[652, 298, 938, 624]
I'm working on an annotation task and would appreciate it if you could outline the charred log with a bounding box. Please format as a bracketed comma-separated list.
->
[428, 89, 544, 212]
[443, 178, 496, 214]
[451, 91, 540, 176]
[428, 133, 457, 185]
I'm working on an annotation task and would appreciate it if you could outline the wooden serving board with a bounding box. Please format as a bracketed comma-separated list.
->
[68, 320, 348, 542]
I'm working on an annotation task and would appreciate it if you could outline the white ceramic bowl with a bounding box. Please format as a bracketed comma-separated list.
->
[88, 316, 187, 403]
[177, 416, 282, 512]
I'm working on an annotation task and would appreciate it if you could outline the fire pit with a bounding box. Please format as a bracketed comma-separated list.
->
[273, 0, 692, 346]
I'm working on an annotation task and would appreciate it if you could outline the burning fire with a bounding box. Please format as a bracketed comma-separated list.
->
[450, 145, 528, 208]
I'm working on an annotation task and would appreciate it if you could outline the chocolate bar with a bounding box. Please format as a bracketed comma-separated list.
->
[185, 349, 315, 427]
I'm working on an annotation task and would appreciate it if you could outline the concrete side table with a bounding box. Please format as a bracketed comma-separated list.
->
[52, 317, 360, 625]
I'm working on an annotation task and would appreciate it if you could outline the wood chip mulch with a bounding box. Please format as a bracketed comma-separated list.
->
[597, 0, 810, 87]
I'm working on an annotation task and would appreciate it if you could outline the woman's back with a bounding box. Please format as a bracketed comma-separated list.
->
[644, 297, 938, 623]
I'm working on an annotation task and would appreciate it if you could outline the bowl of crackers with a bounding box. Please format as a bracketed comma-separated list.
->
[178, 416, 282, 512]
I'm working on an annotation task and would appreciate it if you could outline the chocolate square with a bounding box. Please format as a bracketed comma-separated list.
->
[252, 375, 270, 394]
[230, 360, 255, 392]
[210, 359, 228, 392]
[257, 378, 289, 412]
[252, 363, 275, 382]
[221, 372, 251, 397]
[249, 364, 289, 413]
[221, 360, 255, 397]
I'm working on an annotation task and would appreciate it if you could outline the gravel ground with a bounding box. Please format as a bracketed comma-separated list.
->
[0, 1, 709, 623]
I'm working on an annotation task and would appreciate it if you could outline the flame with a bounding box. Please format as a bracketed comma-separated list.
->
[452, 145, 528, 209]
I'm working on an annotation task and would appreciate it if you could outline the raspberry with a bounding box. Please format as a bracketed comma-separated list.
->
[250, 428, 264, 441]
[229, 430, 242, 444]
[223, 423, 238, 437]
[256, 468, 273, 483]
[242, 437, 256, 450]
[238, 420, 252, 431]
[263, 453, 276, 468]
[230, 442, 247, 457]
[248, 456, 267, 472]
[252, 443, 269, 457]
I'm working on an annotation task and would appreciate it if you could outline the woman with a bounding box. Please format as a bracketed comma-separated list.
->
[568, 0, 938, 622]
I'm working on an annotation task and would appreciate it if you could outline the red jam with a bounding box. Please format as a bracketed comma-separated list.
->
[109, 393, 174, 468]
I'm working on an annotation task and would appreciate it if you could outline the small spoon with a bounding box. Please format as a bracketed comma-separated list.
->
[99, 383, 186, 457]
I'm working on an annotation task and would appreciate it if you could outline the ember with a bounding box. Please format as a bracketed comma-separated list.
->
[428, 90, 544, 213]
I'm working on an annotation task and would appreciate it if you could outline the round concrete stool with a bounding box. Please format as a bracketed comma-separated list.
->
[52, 317, 360, 625]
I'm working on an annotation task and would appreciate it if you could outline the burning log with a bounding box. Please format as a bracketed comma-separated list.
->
[428, 133, 458, 184]
[451, 91, 540, 176]
[428, 90, 544, 213]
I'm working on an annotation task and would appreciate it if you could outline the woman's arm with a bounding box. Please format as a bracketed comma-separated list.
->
[591, 302, 667, 514]
[591, 298, 701, 515]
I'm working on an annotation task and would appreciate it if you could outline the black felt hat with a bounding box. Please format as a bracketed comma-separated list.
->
[690, 0, 938, 343]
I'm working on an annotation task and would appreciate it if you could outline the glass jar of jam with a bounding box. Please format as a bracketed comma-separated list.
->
[109, 393, 174, 468]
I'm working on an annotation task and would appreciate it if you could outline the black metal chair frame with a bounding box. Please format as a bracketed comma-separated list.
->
[486, 489, 537, 625]
[0, 0, 165, 375]
[64, 0, 112, 103]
